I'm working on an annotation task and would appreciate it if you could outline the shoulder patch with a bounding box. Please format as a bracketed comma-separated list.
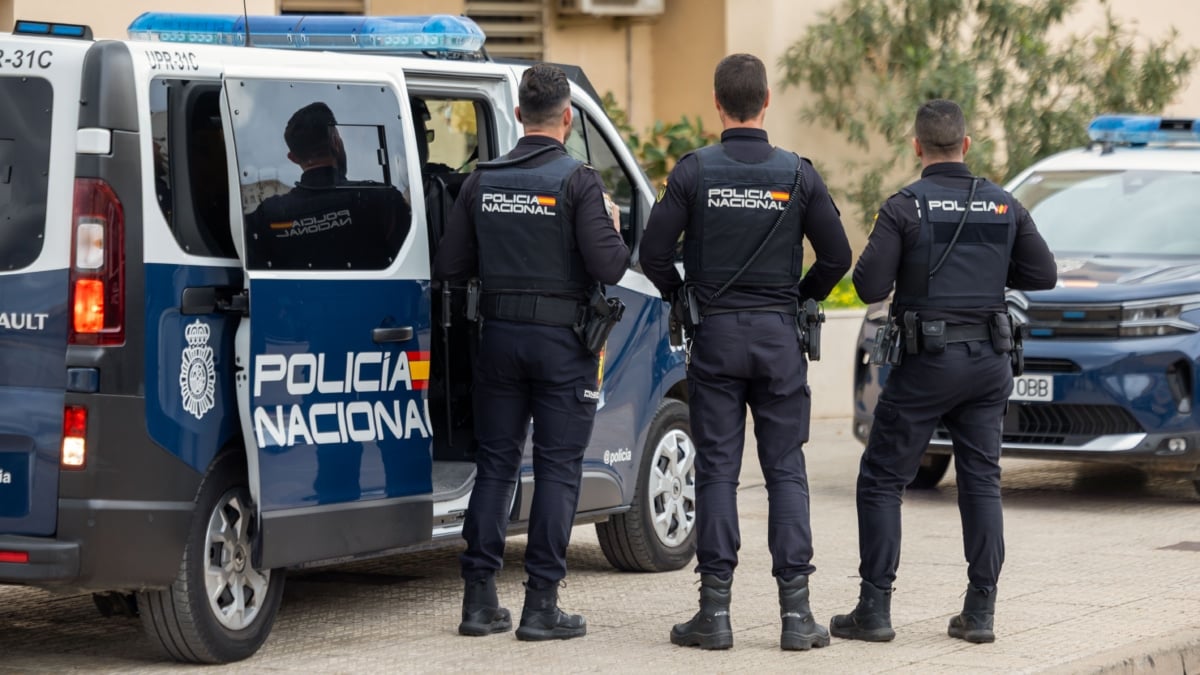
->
[656, 180, 668, 202]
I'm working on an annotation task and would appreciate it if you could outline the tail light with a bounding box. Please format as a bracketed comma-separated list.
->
[0, 551, 30, 564]
[61, 405, 88, 470]
[70, 178, 124, 345]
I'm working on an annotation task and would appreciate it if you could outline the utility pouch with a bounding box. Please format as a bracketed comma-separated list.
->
[464, 278, 482, 323]
[921, 320, 946, 353]
[902, 311, 920, 355]
[989, 312, 1014, 354]
[797, 298, 825, 361]
[575, 286, 626, 356]
[685, 285, 702, 329]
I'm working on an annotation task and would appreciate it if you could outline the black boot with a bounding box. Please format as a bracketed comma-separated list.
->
[515, 581, 586, 641]
[670, 574, 733, 650]
[829, 581, 895, 642]
[778, 575, 830, 651]
[948, 585, 996, 643]
[458, 576, 512, 636]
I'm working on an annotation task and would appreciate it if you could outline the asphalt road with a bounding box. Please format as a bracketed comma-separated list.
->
[2, 417, 1199, 673]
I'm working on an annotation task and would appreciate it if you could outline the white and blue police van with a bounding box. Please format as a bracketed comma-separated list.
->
[0, 13, 693, 663]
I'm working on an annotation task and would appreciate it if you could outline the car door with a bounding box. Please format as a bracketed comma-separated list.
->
[222, 65, 433, 568]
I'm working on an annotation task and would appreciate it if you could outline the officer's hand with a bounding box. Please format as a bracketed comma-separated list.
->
[603, 193, 620, 232]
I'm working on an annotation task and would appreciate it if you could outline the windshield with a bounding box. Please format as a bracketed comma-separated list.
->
[1011, 170, 1200, 256]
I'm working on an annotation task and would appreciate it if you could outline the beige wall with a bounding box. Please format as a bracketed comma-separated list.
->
[545, 18, 656, 129]
[6, 0, 276, 39]
[370, 0, 463, 15]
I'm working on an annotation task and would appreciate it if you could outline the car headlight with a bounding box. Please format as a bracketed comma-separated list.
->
[1118, 295, 1200, 337]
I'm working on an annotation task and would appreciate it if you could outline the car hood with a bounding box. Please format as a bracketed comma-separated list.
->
[1023, 255, 1200, 303]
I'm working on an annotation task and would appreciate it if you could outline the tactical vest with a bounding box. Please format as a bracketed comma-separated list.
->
[683, 145, 803, 287]
[474, 153, 591, 295]
[894, 177, 1017, 310]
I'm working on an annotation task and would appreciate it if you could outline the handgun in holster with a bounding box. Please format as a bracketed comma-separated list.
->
[869, 304, 904, 367]
[575, 285, 626, 356]
[796, 298, 825, 361]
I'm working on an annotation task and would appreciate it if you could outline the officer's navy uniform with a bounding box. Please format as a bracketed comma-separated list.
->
[246, 166, 410, 270]
[852, 161, 1056, 593]
[641, 128, 851, 583]
[433, 135, 629, 593]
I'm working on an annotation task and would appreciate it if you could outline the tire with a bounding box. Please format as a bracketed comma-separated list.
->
[908, 451, 951, 490]
[596, 398, 697, 572]
[138, 451, 286, 663]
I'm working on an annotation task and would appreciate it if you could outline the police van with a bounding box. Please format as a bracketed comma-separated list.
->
[0, 13, 693, 663]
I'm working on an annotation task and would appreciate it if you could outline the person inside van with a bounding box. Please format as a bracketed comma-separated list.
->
[244, 101, 410, 271]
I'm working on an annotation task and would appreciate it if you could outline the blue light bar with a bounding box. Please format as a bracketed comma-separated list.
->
[1088, 115, 1200, 144]
[14, 19, 92, 39]
[127, 12, 486, 53]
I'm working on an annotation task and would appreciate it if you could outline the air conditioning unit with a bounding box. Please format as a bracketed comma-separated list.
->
[559, 0, 665, 17]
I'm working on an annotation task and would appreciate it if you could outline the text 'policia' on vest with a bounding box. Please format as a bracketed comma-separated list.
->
[684, 145, 804, 288]
[894, 177, 1017, 311]
[474, 152, 593, 299]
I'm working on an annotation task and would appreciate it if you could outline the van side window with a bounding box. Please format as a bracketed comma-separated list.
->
[565, 106, 639, 250]
[149, 78, 237, 259]
[0, 77, 52, 271]
[227, 80, 412, 271]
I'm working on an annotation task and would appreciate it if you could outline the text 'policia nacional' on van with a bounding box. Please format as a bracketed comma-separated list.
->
[0, 14, 696, 663]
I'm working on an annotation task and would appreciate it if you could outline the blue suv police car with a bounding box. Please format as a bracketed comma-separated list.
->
[0, 14, 694, 663]
[854, 115, 1200, 496]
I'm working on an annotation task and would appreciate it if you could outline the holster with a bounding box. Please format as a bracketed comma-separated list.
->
[575, 286, 626, 356]
[796, 298, 825, 361]
[668, 287, 693, 348]
[869, 304, 903, 367]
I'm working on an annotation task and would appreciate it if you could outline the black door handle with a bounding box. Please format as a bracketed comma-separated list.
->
[372, 326, 414, 344]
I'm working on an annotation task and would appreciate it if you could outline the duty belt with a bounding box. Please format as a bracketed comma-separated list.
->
[481, 293, 582, 327]
[943, 323, 991, 343]
[701, 302, 796, 318]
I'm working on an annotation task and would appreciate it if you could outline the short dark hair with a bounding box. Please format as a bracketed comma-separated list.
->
[284, 102, 337, 163]
[915, 99, 967, 154]
[518, 63, 571, 127]
[714, 54, 768, 122]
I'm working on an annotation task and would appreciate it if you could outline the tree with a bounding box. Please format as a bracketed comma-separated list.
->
[779, 0, 1196, 230]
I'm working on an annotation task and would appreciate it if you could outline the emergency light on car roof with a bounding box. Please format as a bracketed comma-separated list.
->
[1087, 115, 1200, 145]
[13, 19, 93, 39]
[126, 12, 486, 53]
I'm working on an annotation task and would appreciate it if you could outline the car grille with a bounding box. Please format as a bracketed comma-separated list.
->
[933, 403, 1142, 446]
[1022, 357, 1081, 373]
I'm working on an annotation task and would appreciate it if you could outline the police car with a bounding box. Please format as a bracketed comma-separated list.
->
[854, 115, 1200, 496]
[0, 14, 694, 663]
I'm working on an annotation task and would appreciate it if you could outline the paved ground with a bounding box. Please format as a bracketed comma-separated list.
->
[2, 417, 1200, 673]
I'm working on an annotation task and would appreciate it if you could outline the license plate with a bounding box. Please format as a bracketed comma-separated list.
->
[1011, 373, 1053, 402]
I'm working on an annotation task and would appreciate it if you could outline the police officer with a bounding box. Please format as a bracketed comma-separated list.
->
[831, 99, 1056, 644]
[245, 101, 410, 270]
[432, 63, 628, 642]
[640, 53, 852, 651]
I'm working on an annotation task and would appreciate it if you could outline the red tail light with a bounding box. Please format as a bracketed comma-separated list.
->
[70, 178, 124, 345]
[61, 405, 88, 470]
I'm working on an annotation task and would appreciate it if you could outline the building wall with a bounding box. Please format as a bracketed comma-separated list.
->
[371, 0, 464, 15]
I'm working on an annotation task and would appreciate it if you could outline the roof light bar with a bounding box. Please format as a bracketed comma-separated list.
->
[1087, 115, 1200, 145]
[14, 19, 93, 39]
[127, 12, 486, 53]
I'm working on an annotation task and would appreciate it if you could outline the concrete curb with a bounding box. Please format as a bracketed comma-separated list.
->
[1046, 628, 1200, 674]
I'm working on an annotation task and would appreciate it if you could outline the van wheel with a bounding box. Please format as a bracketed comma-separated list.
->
[908, 452, 951, 490]
[138, 452, 285, 663]
[596, 399, 697, 572]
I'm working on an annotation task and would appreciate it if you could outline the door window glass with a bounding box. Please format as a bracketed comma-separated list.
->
[0, 76, 52, 271]
[226, 80, 412, 271]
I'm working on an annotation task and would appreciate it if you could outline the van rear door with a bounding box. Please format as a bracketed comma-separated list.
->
[222, 62, 434, 568]
[0, 33, 90, 537]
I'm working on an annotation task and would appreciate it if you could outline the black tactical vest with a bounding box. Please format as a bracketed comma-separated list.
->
[474, 153, 591, 295]
[683, 145, 803, 287]
[894, 177, 1017, 310]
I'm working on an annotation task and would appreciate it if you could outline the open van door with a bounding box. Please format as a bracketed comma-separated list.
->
[222, 65, 433, 568]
